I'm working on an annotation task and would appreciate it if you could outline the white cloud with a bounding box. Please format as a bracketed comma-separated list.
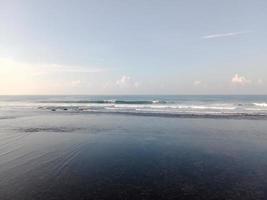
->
[116, 75, 140, 89]
[202, 31, 251, 39]
[231, 74, 251, 85]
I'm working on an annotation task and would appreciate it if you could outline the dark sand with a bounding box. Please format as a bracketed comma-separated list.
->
[0, 112, 267, 200]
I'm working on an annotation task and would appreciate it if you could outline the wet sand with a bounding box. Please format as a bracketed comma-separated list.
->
[0, 112, 267, 199]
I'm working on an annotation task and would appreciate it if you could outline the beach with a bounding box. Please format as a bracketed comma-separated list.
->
[0, 96, 267, 199]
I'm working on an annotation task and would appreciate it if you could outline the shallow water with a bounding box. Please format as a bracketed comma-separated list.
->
[0, 96, 267, 199]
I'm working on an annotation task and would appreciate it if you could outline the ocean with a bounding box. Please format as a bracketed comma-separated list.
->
[0, 95, 267, 199]
[1, 95, 267, 119]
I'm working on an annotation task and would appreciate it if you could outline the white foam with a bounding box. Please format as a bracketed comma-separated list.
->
[104, 99, 116, 103]
[175, 105, 236, 110]
[253, 103, 267, 107]
[245, 108, 267, 111]
[105, 104, 237, 111]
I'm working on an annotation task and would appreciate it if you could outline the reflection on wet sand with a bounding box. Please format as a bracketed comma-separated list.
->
[0, 113, 267, 200]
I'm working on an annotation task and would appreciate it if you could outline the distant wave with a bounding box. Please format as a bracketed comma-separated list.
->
[39, 106, 267, 120]
[19, 127, 82, 133]
[111, 104, 237, 110]
[39, 100, 168, 105]
[173, 105, 236, 110]
[0, 116, 17, 120]
[39, 100, 236, 110]
[3, 95, 267, 120]
[253, 103, 267, 107]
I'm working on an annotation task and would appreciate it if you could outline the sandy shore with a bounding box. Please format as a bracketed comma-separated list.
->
[0, 112, 267, 200]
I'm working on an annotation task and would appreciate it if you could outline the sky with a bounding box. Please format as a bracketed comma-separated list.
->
[0, 0, 267, 95]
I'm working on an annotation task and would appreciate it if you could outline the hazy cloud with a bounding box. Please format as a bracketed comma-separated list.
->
[202, 31, 251, 39]
[0, 57, 105, 94]
[116, 75, 140, 89]
[70, 80, 81, 87]
[257, 79, 264, 85]
[0, 57, 106, 77]
[48, 64, 106, 73]
[193, 80, 202, 86]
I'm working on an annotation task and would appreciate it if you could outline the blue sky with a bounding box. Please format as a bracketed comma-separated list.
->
[0, 0, 267, 94]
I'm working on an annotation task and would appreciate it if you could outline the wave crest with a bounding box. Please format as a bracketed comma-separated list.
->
[40, 100, 167, 105]
[253, 103, 267, 107]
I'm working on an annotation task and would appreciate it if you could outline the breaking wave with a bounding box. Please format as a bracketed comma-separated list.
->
[39, 100, 168, 105]
[39, 106, 267, 119]
[253, 103, 267, 107]
[2, 96, 267, 120]
[38, 103, 267, 120]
